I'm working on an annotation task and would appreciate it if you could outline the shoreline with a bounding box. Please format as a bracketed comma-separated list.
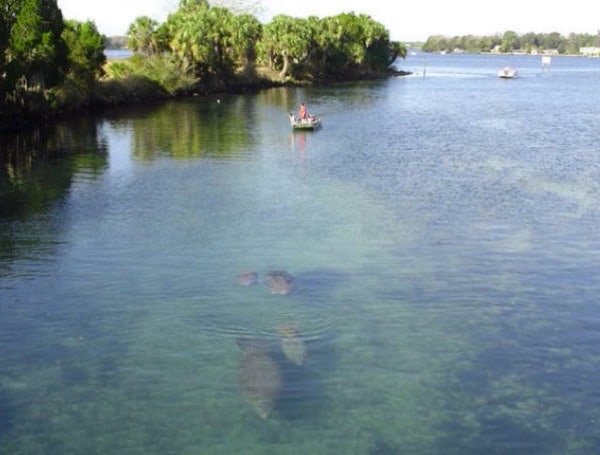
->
[0, 68, 412, 133]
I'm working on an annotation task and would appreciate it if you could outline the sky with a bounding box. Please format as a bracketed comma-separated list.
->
[56, 0, 600, 42]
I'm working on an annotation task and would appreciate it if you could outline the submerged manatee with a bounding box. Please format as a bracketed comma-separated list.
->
[264, 271, 294, 295]
[236, 337, 282, 419]
[277, 323, 307, 366]
[237, 271, 258, 286]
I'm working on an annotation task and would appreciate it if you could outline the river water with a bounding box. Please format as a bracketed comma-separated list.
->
[1, 53, 600, 454]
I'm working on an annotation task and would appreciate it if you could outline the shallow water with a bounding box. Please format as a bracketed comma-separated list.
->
[1, 53, 600, 454]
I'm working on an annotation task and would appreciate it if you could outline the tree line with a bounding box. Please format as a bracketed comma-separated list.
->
[1, 0, 406, 124]
[422, 31, 600, 54]
[123, 0, 405, 85]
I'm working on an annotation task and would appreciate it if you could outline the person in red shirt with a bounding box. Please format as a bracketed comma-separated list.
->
[298, 102, 308, 120]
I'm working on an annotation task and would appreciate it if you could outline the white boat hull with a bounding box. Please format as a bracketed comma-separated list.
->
[498, 66, 518, 78]
[289, 113, 321, 130]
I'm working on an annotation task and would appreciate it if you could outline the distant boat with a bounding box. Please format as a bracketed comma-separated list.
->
[498, 66, 518, 79]
[289, 113, 321, 131]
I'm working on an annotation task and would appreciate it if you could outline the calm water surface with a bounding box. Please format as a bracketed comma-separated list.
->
[1, 53, 600, 454]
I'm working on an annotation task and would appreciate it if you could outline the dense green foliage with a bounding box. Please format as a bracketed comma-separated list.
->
[160, 1, 260, 85]
[62, 20, 106, 88]
[262, 12, 405, 80]
[6, 0, 67, 90]
[116, 1, 405, 88]
[2, 0, 404, 124]
[1, 0, 105, 119]
[126, 16, 161, 56]
[422, 31, 600, 54]
[1, 0, 68, 113]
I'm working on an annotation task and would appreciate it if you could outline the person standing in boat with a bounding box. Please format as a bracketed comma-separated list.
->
[298, 102, 315, 121]
[298, 102, 308, 120]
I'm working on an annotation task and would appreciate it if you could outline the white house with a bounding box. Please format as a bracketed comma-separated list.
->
[580, 47, 600, 57]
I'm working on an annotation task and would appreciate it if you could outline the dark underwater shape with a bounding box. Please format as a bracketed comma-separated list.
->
[236, 337, 283, 419]
[264, 271, 294, 295]
[277, 323, 307, 366]
[237, 271, 258, 286]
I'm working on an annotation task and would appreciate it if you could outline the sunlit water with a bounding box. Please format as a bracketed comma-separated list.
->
[1, 53, 600, 454]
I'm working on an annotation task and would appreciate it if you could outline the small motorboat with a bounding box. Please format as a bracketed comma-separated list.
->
[498, 66, 518, 79]
[289, 113, 321, 131]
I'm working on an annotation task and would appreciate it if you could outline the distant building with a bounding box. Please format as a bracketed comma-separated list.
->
[580, 47, 600, 57]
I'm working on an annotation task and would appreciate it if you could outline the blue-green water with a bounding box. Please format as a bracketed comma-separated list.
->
[1, 53, 600, 454]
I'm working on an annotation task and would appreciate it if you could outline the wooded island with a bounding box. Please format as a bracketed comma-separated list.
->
[0, 0, 407, 127]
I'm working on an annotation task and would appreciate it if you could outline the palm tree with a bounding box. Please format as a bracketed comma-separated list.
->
[261, 15, 312, 79]
[127, 16, 159, 56]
